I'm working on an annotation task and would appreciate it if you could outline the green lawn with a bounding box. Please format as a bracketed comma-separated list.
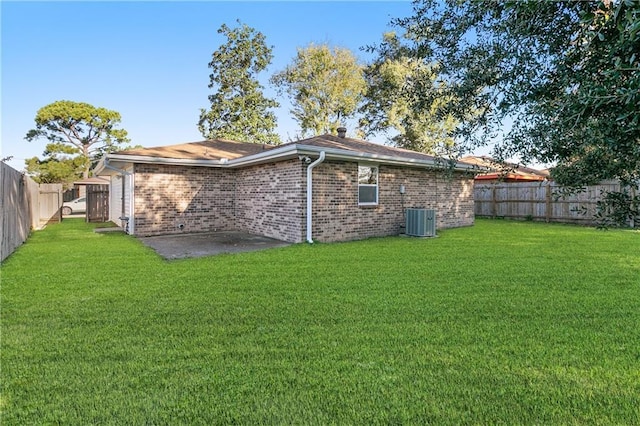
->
[1, 219, 639, 424]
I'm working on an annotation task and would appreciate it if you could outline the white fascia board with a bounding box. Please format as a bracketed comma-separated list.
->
[94, 144, 479, 173]
[93, 157, 126, 176]
[103, 154, 226, 167]
[93, 156, 135, 176]
[93, 158, 107, 175]
[95, 147, 300, 171]
[292, 144, 478, 172]
[225, 145, 301, 167]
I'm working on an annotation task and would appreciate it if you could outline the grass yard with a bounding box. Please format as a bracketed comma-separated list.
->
[1, 219, 639, 424]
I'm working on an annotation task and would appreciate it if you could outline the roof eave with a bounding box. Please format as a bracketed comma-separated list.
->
[93, 154, 233, 175]
[93, 144, 480, 173]
[277, 144, 478, 172]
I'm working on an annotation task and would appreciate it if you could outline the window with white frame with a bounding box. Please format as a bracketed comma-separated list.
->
[358, 164, 378, 205]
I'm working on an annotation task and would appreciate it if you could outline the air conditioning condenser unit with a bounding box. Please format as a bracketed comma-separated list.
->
[405, 208, 436, 237]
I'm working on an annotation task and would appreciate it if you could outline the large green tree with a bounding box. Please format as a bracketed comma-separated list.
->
[359, 32, 459, 155]
[198, 21, 281, 144]
[24, 156, 87, 185]
[393, 0, 640, 189]
[271, 44, 366, 137]
[25, 100, 130, 181]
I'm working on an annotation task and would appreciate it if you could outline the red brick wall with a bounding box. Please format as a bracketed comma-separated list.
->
[310, 161, 474, 243]
[235, 160, 306, 243]
[434, 172, 476, 230]
[131, 160, 474, 243]
[133, 164, 236, 236]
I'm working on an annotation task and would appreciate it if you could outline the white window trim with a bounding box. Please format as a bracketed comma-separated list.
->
[358, 164, 379, 206]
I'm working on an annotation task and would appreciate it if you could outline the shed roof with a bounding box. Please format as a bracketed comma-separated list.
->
[73, 177, 111, 185]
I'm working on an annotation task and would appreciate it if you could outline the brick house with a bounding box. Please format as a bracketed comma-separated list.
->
[93, 132, 477, 243]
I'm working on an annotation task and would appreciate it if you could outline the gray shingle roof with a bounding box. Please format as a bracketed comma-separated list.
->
[98, 134, 476, 173]
[115, 134, 444, 163]
[115, 139, 275, 160]
[285, 134, 441, 163]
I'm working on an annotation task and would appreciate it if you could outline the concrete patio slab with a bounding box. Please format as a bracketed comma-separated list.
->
[138, 231, 291, 260]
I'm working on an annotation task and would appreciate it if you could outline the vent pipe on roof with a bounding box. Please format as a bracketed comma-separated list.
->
[337, 127, 347, 138]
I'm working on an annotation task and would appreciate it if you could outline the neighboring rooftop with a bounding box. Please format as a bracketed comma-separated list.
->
[461, 156, 550, 182]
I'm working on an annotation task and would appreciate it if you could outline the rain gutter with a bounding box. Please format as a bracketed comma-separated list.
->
[306, 151, 325, 243]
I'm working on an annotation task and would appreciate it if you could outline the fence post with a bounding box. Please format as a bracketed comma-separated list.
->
[631, 184, 637, 228]
[545, 182, 551, 223]
[491, 185, 497, 218]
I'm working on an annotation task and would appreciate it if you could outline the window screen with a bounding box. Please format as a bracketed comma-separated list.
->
[358, 165, 378, 205]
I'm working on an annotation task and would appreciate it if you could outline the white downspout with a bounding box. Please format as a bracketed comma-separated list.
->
[103, 158, 133, 233]
[306, 151, 326, 243]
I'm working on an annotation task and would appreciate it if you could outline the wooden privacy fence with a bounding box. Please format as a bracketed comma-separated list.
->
[474, 180, 625, 224]
[1, 162, 62, 262]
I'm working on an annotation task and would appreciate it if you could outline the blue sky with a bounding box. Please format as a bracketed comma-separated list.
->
[2, 1, 417, 171]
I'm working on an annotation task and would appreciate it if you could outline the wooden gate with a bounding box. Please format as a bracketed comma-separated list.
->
[86, 184, 109, 222]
